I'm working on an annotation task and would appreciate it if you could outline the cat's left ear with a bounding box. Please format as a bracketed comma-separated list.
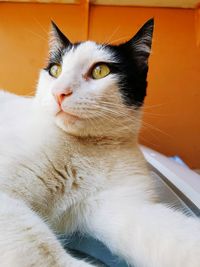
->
[49, 21, 72, 51]
[121, 18, 154, 68]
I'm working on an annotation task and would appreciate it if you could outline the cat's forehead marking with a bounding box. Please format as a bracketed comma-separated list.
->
[62, 41, 115, 69]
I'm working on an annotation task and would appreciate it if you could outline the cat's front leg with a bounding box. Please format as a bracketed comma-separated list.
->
[85, 191, 200, 267]
[0, 192, 96, 267]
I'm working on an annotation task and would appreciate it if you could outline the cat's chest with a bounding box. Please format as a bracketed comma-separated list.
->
[44, 150, 109, 230]
[48, 150, 107, 196]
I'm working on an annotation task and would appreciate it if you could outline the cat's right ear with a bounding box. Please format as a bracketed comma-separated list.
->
[49, 21, 72, 52]
[120, 18, 154, 70]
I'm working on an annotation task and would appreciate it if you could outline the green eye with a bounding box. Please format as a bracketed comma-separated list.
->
[91, 64, 110, 79]
[49, 64, 62, 78]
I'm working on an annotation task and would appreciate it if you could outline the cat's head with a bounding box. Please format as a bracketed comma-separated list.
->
[36, 19, 154, 139]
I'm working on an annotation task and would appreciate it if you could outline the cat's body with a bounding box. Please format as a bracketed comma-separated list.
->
[0, 19, 200, 267]
[0, 88, 151, 233]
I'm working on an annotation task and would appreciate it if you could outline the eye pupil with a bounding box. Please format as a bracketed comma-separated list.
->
[98, 68, 101, 75]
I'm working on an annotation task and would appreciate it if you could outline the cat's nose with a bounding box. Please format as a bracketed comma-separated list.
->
[53, 88, 73, 106]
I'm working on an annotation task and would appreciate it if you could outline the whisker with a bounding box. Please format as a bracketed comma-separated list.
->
[142, 103, 167, 110]
[109, 35, 130, 45]
[142, 111, 169, 117]
[103, 25, 120, 44]
[141, 121, 172, 138]
[25, 29, 48, 42]
[33, 17, 49, 36]
[71, 98, 170, 138]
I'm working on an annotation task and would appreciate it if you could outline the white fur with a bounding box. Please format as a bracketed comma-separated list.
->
[0, 40, 200, 267]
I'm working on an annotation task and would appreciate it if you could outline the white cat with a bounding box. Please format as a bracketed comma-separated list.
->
[0, 19, 200, 267]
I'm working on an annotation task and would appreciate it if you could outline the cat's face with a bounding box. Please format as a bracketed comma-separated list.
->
[36, 19, 154, 138]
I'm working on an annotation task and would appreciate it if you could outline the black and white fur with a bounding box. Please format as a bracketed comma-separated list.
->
[0, 19, 200, 267]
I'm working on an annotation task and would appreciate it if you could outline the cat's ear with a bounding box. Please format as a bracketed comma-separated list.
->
[121, 18, 154, 68]
[49, 21, 72, 51]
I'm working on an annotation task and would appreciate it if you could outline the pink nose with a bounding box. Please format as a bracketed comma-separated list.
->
[53, 88, 72, 106]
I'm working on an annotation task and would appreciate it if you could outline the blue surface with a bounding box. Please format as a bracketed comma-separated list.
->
[60, 233, 130, 267]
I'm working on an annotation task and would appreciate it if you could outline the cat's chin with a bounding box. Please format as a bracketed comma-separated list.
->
[55, 111, 85, 135]
[56, 110, 80, 123]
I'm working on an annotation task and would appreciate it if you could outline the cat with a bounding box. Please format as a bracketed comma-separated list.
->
[0, 18, 200, 267]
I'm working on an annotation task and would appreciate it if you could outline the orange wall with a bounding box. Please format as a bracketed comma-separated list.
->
[0, 3, 200, 168]
[0, 2, 88, 95]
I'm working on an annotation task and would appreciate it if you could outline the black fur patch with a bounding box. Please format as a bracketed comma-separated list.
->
[105, 44, 148, 107]
[106, 18, 154, 107]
